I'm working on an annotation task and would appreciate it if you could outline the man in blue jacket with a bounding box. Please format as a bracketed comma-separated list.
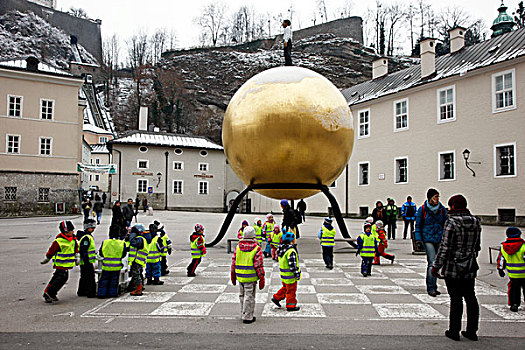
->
[401, 196, 417, 239]
[415, 188, 448, 297]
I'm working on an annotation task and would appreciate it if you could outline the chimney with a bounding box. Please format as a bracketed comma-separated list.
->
[26, 57, 39, 72]
[138, 106, 148, 131]
[372, 58, 388, 79]
[449, 26, 466, 54]
[420, 38, 436, 78]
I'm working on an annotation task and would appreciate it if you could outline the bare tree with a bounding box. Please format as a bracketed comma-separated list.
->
[194, 1, 227, 47]
[68, 7, 88, 19]
[514, 1, 525, 28]
[335, 0, 353, 18]
[316, 0, 328, 23]
[150, 28, 167, 65]
[127, 32, 151, 114]
[102, 34, 120, 86]
[168, 29, 177, 50]
[385, 3, 405, 56]
[405, 3, 417, 55]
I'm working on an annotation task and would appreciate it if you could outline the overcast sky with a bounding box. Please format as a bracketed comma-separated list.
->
[57, 0, 512, 50]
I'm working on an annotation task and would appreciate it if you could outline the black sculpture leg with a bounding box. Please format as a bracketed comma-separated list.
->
[320, 186, 358, 248]
[206, 186, 252, 247]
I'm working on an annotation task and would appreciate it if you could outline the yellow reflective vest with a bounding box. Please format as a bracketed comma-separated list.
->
[101, 239, 125, 271]
[279, 247, 301, 284]
[147, 236, 161, 263]
[190, 236, 205, 259]
[235, 245, 259, 283]
[359, 233, 377, 258]
[53, 237, 76, 269]
[128, 236, 149, 267]
[320, 227, 336, 246]
[79, 234, 96, 265]
[501, 244, 525, 278]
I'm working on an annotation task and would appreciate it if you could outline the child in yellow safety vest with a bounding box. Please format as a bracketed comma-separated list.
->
[231, 226, 265, 324]
[97, 228, 127, 298]
[497, 227, 525, 312]
[272, 230, 301, 312]
[372, 220, 395, 265]
[187, 224, 206, 277]
[253, 217, 263, 246]
[41, 220, 80, 303]
[318, 217, 336, 269]
[154, 220, 172, 276]
[357, 222, 379, 277]
[238, 220, 249, 239]
[127, 223, 149, 296]
[76, 219, 97, 298]
[146, 223, 164, 285]
[262, 213, 275, 258]
[270, 224, 283, 261]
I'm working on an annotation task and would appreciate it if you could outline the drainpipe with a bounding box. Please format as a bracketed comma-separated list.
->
[164, 151, 169, 210]
[112, 147, 122, 202]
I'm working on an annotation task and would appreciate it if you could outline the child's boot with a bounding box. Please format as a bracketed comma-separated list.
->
[130, 284, 143, 296]
[146, 278, 153, 285]
[153, 278, 164, 285]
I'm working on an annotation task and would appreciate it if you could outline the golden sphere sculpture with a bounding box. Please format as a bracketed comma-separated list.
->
[222, 66, 354, 200]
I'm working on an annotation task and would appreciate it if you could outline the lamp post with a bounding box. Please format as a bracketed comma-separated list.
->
[156, 172, 162, 188]
[462, 149, 481, 177]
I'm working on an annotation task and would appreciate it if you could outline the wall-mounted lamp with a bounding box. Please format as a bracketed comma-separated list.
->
[462, 149, 481, 177]
[156, 172, 162, 187]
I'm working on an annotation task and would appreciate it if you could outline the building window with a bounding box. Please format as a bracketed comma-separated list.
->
[395, 157, 408, 184]
[40, 99, 54, 120]
[38, 188, 50, 202]
[198, 181, 209, 195]
[95, 158, 100, 165]
[99, 137, 108, 144]
[139, 146, 148, 153]
[137, 160, 149, 169]
[437, 86, 455, 123]
[173, 161, 183, 170]
[173, 180, 183, 194]
[492, 69, 516, 112]
[89, 175, 92, 181]
[137, 179, 148, 193]
[6, 135, 20, 154]
[494, 143, 516, 177]
[358, 162, 369, 186]
[94, 174, 100, 181]
[200, 150, 208, 157]
[393, 98, 409, 131]
[439, 151, 455, 181]
[358, 109, 370, 139]
[174, 148, 183, 155]
[8, 95, 23, 117]
[39, 137, 52, 155]
[199, 163, 208, 172]
[4, 187, 17, 201]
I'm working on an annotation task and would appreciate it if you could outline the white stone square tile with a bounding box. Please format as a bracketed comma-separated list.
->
[162, 276, 194, 285]
[413, 293, 450, 305]
[355, 285, 409, 294]
[317, 293, 371, 304]
[150, 302, 214, 316]
[306, 267, 344, 273]
[115, 292, 176, 303]
[375, 267, 415, 274]
[311, 278, 354, 286]
[261, 303, 326, 317]
[344, 272, 388, 280]
[178, 284, 227, 293]
[374, 303, 445, 319]
[197, 270, 230, 277]
[482, 304, 525, 320]
[391, 278, 426, 287]
[164, 266, 188, 273]
[475, 282, 506, 296]
[268, 285, 316, 294]
[216, 292, 269, 304]
[303, 259, 325, 266]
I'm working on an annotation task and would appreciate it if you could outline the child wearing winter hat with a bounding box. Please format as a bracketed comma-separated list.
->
[41, 220, 79, 303]
[253, 217, 263, 246]
[262, 214, 275, 258]
[497, 227, 525, 312]
[231, 226, 265, 323]
[77, 219, 97, 298]
[357, 222, 378, 277]
[187, 224, 206, 277]
[318, 217, 336, 269]
[270, 224, 283, 261]
[372, 220, 395, 265]
[238, 220, 249, 239]
[272, 230, 301, 312]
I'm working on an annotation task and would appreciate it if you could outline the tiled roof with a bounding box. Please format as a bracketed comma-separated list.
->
[342, 28, 525, 106]
[90, 144, 109, 153]
[109, 131, 223, 150]
[0, 59, 72, 76]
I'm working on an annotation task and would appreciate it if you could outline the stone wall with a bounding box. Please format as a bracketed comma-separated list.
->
[286, 16, 363, 44]
[0, 0, 102, 63]
[0, 171, 80, 217]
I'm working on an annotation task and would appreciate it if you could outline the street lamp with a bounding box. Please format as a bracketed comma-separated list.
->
[462, 149, 481, 177]
[156, 172, 162, 187]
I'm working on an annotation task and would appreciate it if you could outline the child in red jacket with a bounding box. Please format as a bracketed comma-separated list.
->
[41, 220, 79, 303]
[187, 224, 206, 277]
[373, 220, 395, 265]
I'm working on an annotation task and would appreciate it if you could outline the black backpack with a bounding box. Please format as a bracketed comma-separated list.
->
[293, 209, 303, 225]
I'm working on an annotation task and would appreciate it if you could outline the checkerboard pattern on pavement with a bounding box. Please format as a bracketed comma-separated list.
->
[82, 257, 525, 321]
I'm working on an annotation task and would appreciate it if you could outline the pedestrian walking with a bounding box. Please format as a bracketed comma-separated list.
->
[97, 229, 127, 298]
[262, 214, 275, 258]
[401, 196, 417, 239]
[282, 19, 293, 66]
[253, 217, 263, 246]
[415, 188, 448, 297]
[142, 196, 148, 213]
[270, 224, 282, 261]
[110, 200, 126, 239]
[372, 220, 395, 265]
[93, 198, 103, 225]
[81, 197, 92, 222]
[231, 226, 265, 324]
[497, 227, 525, 313]
[280, 199, 298, 238]
[41, 220, 79, 303]
[145, 223, 164, 285]
[431, 194, 481, 342]
[134, 195, 140, 212]
[357, 222, 378, 277]
[385, 198, 399, 240]
[127, 223, 149, 296]
[297, 199, 307, 223]
[272, 230, 301, 311]
[122, 198, 136, 227]
[155, 221, 172, 276]
[371, 201, 386, 223]
[101, 192, 107, 206]
[318, 217, 336, 269]
[77, 219, 97, 298]
[187, 224, 206, 277]
[237, 220, 249, 239]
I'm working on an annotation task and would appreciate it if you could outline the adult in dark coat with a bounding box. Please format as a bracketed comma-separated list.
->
[280, 199, 298, 238]
[122, 198, 136, 227]
[110, 200, 126, 239]
[297, 199, 307, 223]
[431, 194, 481, 342]
[101, 192, 107, 206]
[371, 201, 386, 223]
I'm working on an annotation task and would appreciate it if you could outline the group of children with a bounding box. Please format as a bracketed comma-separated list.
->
[41, 219, 172, 302]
